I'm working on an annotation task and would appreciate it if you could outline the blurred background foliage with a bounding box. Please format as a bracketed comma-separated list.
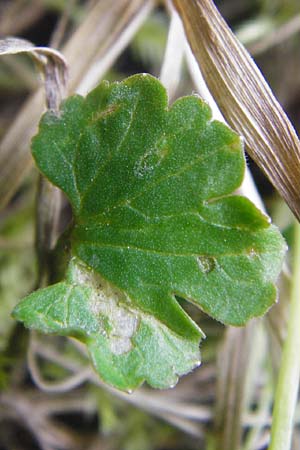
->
[0, 0, 299, 449]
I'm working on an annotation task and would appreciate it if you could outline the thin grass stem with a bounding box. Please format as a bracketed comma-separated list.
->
[269, 222, 300, 450]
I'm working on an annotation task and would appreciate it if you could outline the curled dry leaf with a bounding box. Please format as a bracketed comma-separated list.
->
[0, 37, 68, 110]
[173, 0, 300, 221]
[0, 37, 68, 286]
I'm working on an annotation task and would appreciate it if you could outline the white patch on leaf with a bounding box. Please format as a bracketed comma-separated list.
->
[71, 259, 138, 355]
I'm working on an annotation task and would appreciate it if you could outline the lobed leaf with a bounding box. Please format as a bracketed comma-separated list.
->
[13, 74, 286, 390]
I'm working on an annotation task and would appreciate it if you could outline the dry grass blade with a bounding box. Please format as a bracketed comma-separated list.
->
[0, 0, 45, 36]
[248, 14, 300, 56]
[0, 391, 85, 450]
[173, 0, 300, 221]
[214, 324, 256, 450]
[159, 5, 185, 100]
[77, 0, 154, 95]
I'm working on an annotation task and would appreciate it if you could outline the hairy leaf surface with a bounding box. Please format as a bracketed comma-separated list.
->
[13, 74, 286, 390]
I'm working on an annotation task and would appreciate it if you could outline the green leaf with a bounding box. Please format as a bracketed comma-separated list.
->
[13, 257, 201, 390]
[13, 74, 286, 390]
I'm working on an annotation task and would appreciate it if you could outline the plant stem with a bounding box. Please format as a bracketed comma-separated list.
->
[269, 222, 300, 450]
